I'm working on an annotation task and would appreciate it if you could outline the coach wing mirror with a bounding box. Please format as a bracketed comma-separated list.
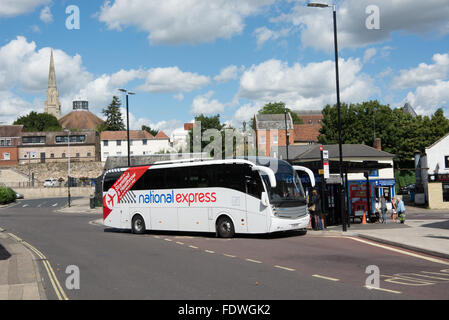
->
[261, 192, 270, 207]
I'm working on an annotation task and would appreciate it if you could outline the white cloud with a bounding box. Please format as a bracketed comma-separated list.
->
[254, 27, 290, 48]
[99, 0, 274, 45]
[363, 48, 377, 63]
[275, 0, 449, 51]
[238, 58, 378, 110]
[214, 65, 242, 83]
[173, 93, 184, 101]
[0, 0, 50, 17]
[0, 92, 35, 124]
[40, 5, 53, 23]
[191, 91, 226, 115]
[392, 53, 449, 89]
[404, 80, 449, 115]
[120, 108, 183, 136]
[137, 67, 210, 93]
[0, 36, 143, 118]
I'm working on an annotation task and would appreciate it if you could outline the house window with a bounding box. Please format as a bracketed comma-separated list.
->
[50, 154, 55, 158]
[76, 153, 80, 158]
[62, 153, 66, 158]
[103, 152, 109, 158]
[443, 183, 449, 202]
[6, 139, 11, 146]
[87, 152, 91, 157]
[103, 140, 108, 147]
[116, 140, 121, 146]
[22, 136, 45, 144]
[0, 139, 4, 146]
[445, 156, 449, 169]
[272, 135, 278, 145]
[117, 152, 122, 156]
[143, 139, 147, 145]
[3, 153, 10, 161]
[260, 135, 266, 145]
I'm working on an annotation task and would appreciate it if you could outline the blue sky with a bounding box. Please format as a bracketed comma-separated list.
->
[1, 0, 449, 135]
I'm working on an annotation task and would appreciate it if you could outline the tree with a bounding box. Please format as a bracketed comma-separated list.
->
[142, 125, 159, 136]
[14, 112, 62, 132]
[98, 96, 125, 132]
[318, 101, 449, 165]
[258, 102, 303, 124]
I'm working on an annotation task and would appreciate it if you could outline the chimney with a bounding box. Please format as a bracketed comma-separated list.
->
[373, 138, 382, 151]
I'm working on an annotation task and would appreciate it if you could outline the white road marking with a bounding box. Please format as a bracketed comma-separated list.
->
[245, 258, 262, 264]
[274, 265, 296, 272]
[205, 250, 215, 254]
[52, 203, 58, 207]
[223, 254, 236, 258]
[312, 274, 340, 282]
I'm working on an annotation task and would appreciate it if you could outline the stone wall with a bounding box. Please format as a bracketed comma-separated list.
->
[15, 161, 104, 182]
[13, 187, 94, 199]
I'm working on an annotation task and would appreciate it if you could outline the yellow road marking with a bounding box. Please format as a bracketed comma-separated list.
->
[365, 286, 402, 294]
[274, 265, 296, 272]
[6, 232, 68, 300]
[245, 258, 262, 264]
[164, 238, 172, 242]
[312, 274, 340, 282]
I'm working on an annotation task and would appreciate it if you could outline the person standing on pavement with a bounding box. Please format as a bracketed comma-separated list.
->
[396, 197, 406, 224]
[391, 197, 397, 223]
[380, 195, 387, 224]
[308, 189, 322, 230]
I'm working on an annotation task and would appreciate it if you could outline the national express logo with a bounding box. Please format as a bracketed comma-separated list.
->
[138, 190, 217, 207]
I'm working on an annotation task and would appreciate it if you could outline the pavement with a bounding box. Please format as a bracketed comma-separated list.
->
[57, 197, 102, 214]
[325, 205, 449, 260]
[0, 227, 46, 300]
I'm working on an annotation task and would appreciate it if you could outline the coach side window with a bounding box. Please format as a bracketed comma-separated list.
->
[214, 164, 246, 193]
[145, 169, 166, 190]
[103, 172, 122, 192]
[244, 168, 264, 199]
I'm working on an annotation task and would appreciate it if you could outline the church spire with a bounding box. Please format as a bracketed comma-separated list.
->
[44, 49, 61, 119]
[48, 49, 57, 88]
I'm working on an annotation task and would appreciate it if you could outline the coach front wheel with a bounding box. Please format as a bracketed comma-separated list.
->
[132, 215, 146, 234]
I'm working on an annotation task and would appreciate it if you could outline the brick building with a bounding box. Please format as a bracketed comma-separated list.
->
[254, 114, 295, 157]
[0, 125, 24, 167]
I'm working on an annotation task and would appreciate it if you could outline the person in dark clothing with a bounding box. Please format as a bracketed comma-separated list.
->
[308, 189, 322, 230]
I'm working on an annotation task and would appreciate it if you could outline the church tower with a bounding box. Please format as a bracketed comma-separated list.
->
[44, 50, 62, 119]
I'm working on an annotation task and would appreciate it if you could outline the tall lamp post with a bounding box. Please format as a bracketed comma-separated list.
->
[118, 89, 136, 167]
[64, 129, 71, 207]
[284, 108, 290, 162]
[307, 2, 346, 231]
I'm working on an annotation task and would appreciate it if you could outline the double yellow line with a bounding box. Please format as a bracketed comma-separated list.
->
[8, 232, 69, 300]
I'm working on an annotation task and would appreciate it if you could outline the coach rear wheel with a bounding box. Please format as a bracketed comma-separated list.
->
[132, 215, 146, 234]
[216, 216, 235, 238]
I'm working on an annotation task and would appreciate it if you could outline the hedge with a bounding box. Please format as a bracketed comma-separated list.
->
[0, 186, 16, 205]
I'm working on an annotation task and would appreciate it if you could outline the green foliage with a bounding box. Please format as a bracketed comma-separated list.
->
[14, 112, 62, 132]
[394, 170, 416, 194]
[258, 102, 303, 124]
[142, 125, 159, 136]
[100, 96, 125, 132]
[319, 101, 449, 164]
[0, 186, 16, 204]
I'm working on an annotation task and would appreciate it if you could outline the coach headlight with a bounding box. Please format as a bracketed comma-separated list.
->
[271, 205, 278, 217]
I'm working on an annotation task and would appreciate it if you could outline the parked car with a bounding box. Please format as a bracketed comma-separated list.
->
[13, 190, 24, 199]
[43, 178, 60, 187]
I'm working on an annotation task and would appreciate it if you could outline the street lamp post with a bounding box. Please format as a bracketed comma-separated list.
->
[284, 108, 290, 162]
[65, 129, 71, 207]
[119, 89, 136, 167]
[307, 2, 346, 231]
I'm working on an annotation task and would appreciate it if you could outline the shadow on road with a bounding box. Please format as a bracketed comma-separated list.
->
[103, 228, 307, 240]
[422, 220, 449, 230]
[0, 243, 11, 261]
